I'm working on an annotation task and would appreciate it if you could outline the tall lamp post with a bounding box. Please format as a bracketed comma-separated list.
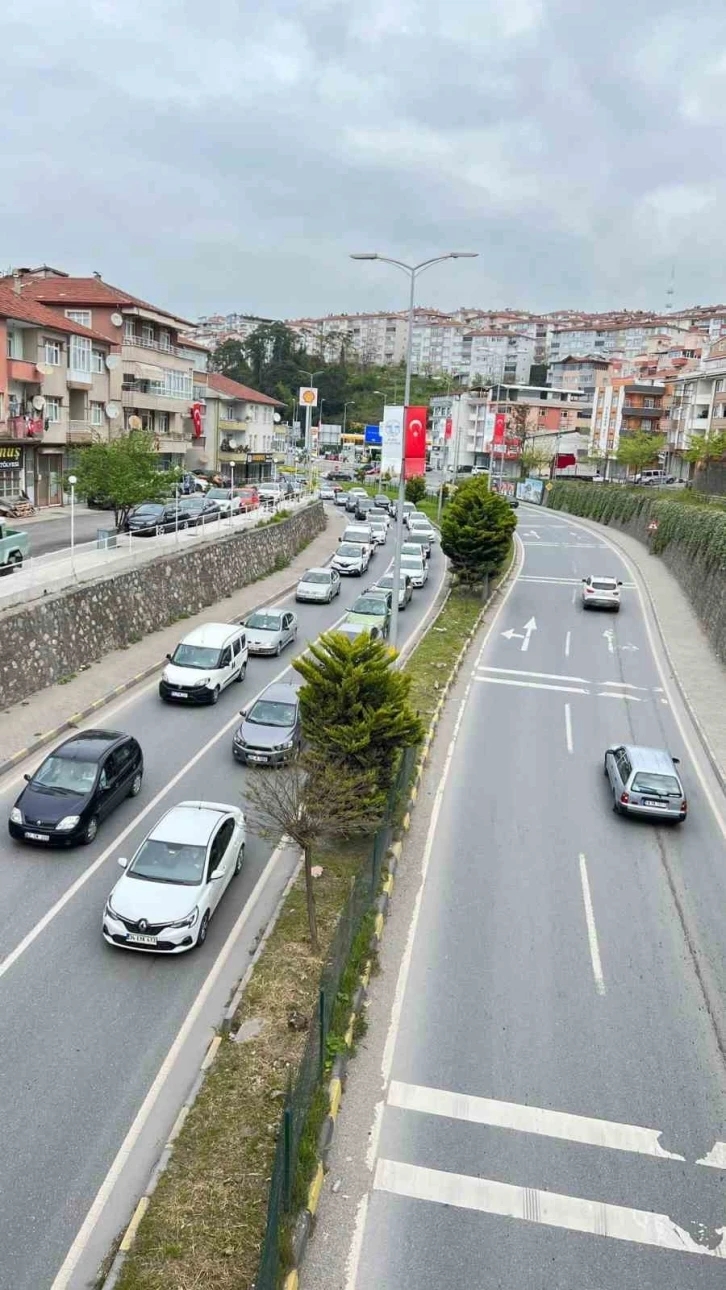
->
[350, 252, 478, 649]
[228, 459, 236, 527]
[68, 474, 77, 573]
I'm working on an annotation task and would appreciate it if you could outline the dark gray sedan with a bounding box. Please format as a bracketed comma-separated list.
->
[232, 682, 301, 766]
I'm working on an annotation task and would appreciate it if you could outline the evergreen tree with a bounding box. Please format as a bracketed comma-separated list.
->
[440, 476, 516, 584]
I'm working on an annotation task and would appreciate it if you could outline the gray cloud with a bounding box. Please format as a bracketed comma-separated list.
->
[1, 0, 726, 319]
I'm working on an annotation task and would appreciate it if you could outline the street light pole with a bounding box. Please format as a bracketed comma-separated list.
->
[351, 251, 478, 651]
[68, 474, 77, 573]
[229, 459, 236, 527]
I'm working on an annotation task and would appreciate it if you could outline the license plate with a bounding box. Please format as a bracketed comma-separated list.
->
[170, 691, 187, 698]
[248, 753, 268, 763]
[644, 799, 668, 809]
[25, 831, 49, 841]
[128, 932, 158, 946]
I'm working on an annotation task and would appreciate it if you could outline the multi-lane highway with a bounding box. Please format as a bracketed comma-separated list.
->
[0, 522, 445, 1290]
[320, 506, 726, 1290]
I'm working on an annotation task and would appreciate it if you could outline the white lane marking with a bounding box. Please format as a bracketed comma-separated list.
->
[698, 1141, 726, 1168]
[565, 630, 571, 659]
[519, 575, 635, 587]
[579, 853, 605, 996]
[599, 680, 648, 690]
[344, 1193, 369, 1290]
[387, 1081, 684, 1161]
[597, 692, 641, 703]
[383, 536, 524, 1088]
[50, 840, 292, 1289]
[565, 703, 573, 754]
[480, 666, 589, 684]
[373, 1159, 726, 1258]
[603, 628, 615, 654]
[366, 1100, 385, 1172]
[521, 616, 537, 652]
[474, 677, 589, 696]
[571, 586, 577, 605]
[522, 542, 606, 548]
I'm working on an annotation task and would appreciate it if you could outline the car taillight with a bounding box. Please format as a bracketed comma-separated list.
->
[681, 799, 687, 812]
[585, 587, 593, 594]
[620, 792, 629, 804]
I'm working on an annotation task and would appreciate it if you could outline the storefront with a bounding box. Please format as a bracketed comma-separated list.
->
[0, 444, 25, 502]
[241, 453, 274, 483]
[35, 449, 64, 506]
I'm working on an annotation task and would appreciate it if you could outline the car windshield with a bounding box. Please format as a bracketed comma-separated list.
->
[247, 699, 297, 727]
[401, 556, 422, 568]
[133, 505, 162, 516]
[32, 754, 98, 794]
[352, 597, 387, 615]
[207, 489, 230, 500]
[337, 544, 361, 557]
[302, 571, 330, 584]
[128, 838, 207, 886]
[631, 772, 681, 795]
[170, 643, 221, 669]
[591, 580, 617, 590]
[247, 612, 282, 631]
[179, 497, 203, 508]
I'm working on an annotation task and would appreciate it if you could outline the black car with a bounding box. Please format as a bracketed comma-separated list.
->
[177, 495, 222, 526]
[355, 498, 375, 521]
[9, 731, 144, 847]
[125, 501, 184, 536]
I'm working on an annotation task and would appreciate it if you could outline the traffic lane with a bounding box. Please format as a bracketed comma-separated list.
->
[26, 509, 115, 557]
[0, 536, 430, 953]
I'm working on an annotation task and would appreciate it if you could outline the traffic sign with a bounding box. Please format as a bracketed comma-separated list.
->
[299, 386, 318, 407]
[545, 482, 553, 491]
[647, 519, 658, 533]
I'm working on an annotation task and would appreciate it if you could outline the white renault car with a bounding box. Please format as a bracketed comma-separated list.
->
[103, 801, 246, 953]
[581, 575, 622, 612]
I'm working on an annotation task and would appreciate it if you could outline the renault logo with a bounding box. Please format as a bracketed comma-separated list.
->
[139, 919, 148, 932]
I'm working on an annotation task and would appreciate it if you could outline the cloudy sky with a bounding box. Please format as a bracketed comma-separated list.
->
[2, 0, 726, 321]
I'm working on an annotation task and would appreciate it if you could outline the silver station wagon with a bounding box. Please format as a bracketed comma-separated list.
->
[604, 744, 687, 822]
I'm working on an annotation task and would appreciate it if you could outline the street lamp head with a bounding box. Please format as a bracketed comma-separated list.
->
[350, 253, 378, 261]
[68, 475, 77, 485]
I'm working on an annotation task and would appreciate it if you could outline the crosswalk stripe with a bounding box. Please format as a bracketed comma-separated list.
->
[373, 1158, 726, 1258]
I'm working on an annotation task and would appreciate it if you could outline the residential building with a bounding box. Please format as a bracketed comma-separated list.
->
[432, 382, 589, 476]
[287, 311, 409, 365]
[0, 279, 113, 506]
[590, 377, 668, 475]
[665, 337, 726, 479]
[546, 354, 614, 395]
[7, 267, 199, 470]
[204, 373, 284, 480]
[190, 313, 275, 348]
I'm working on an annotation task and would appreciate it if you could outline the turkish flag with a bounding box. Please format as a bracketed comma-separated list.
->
[556, 453, 576, 468]
[191, 403, 203, 438]
[493, 413, 506, 446]
[404, 405, 427, 479]
[444, 416, 453, 441]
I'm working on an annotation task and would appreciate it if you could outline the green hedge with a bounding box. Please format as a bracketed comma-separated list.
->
[548, 482, 726, 573]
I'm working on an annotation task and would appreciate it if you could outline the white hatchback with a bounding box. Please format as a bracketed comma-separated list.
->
[582, 575, 622, 612]
[103, 801, 246, 954]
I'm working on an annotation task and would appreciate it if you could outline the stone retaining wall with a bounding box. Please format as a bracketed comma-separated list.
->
[0, 503, 325, 707]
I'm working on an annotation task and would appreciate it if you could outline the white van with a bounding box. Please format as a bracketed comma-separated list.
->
[159, 622, 248, 705]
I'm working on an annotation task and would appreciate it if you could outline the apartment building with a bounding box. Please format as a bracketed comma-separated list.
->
[0, 281, 113, 506]
[286, 311, 409, 365]
[431, 383, 589, 475]
[204, 373, 284, 480]
[7, 267, 199, 470]
[665, 337, 726, 478]
[191, 313, 275, 347]
[590, 378, 667, 473]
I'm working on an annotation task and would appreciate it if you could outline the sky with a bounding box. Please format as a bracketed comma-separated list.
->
[2, 0, 726, 322]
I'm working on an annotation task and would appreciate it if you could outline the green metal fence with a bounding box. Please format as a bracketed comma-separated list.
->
[255, 745, 416, 1289]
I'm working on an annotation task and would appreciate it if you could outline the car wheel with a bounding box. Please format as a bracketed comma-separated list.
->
[196, 910, 210, 946]
[210, 686, 220, 705]
[83, 815, 99, 844]
[236, 662, 246, 682]
[128, 771, 143, 797]
[155, 524, 163, 536]
[234, 842, 245, 876]
[276, 640, 282, 656]
[6, 551, 23, 573]
[612, 791, 622, 815]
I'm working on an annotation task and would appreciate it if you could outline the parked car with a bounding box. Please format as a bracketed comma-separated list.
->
[245, 608, 298, 655]
[178, 495, 223, 526]
[9, 730, 143, 847]
[160, 623, 248, 704]
[205, 486, 259, 515]
[374, 571, 413, 609]
[582, 575, 622, 612]
[296, 567, 341, 603]
[103, 801, 246, 953]
[0, 520, 29, 574]
[233, 681, 302, 765]
[397, 552, 428, 587]
[331, 541, 370, 576]
[125, 501, 184, 536]
[604, 745, 687, 823]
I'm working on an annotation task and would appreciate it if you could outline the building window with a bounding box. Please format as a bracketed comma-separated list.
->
[142, 323, 154, 347]
[90, 401, 105, 426]
[124, 319, 138, 341]
[159, 329, 171, 352]
[70, 335, 92, 373]
[6, 329, 22, 359]
[156, 412, 169, 434]
[64, 309, 91, 328]
[44, 340, 62, 366]
[643, 397, 655, 408]
[92, 349, 105, 373]
[45, 397, 62, 423]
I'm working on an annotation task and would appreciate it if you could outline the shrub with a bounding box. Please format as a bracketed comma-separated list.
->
[405, 475, 426, 503]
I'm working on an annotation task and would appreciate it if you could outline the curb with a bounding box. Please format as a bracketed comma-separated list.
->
[280, 549, 520, 1289]
[0, 546, 330, 783]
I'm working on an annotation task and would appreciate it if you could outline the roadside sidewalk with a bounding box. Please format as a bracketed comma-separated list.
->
[0, 511, 345, 773]
[540, 504, 726, 786]
[3, 503, 94, 525]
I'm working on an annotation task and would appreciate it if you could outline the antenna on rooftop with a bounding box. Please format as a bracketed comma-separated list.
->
[665, 264, 675, 314]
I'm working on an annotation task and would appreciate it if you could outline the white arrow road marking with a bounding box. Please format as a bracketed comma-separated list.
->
[597, 692, 642, 702]
[523, 530, 541, 538]
[621, 643, 639, 651]
[521, 617, 537, 652]
[501, 628, 525, 641]
[603, 628, 615, 654]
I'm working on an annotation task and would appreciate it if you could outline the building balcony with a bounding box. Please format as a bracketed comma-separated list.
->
[7, 358, 40, 384]
[622, 403, 662, 416]
[219, 418, 250, 432]
[122, 334, 181, 357]
[122, 389, 188, 413]
[67, 368, 93, 389]
[4, 415, 44, 439]
[122, 341, 192, 374]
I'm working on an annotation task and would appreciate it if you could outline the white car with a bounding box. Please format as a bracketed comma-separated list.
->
[332, 541, 370, 576]
[245, 608, 298, 655]
[408, 515, 437, 541]
[368, 520, 388, 546]
[103, 801, 246, 954]
[396, 553, 428, 587]
[582, 575, 622, 611]
[296, 566, 341, 603]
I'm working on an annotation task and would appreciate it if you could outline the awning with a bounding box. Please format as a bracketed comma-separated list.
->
[129, 362, 166, 381]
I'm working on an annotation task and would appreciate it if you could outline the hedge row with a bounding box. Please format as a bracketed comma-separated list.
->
[548, 482, 726, 574]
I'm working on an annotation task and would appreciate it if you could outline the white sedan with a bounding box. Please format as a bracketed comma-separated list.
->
[245, 608, 298, 655]
[103, 801, 246, 953]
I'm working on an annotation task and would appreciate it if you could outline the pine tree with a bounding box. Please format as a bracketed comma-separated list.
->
[440, 476, 516, 584]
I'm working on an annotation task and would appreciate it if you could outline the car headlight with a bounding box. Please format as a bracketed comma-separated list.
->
[278, 738, 295, 751]
[105, 895, 121, 920]
[170, 906, 198, 929]
[10, 807, 22, 824]
[56, 815, 81, 832]
[234, 732, 247, 747]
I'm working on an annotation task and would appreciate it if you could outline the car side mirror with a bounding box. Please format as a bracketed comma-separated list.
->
[23, 773, 31, 782]
[582, 578, 586, 582]
[672, 756, 680, 764]
[212, 867, 227, 880]
[166, 653, 172, 661]
[118, 856, 128, 868]
[617, 580, 623, 586]
[240, 708, 248, 717]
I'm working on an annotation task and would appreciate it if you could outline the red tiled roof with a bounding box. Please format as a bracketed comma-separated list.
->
[206, 372, 284, 406]
[1, 275, 193, 327]
[0, 284, 110, 342]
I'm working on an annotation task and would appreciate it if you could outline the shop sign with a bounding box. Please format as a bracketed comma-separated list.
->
[0, 445, 22, 470]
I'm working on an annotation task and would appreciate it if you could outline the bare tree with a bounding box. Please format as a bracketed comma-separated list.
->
[244, 755, 383, 953]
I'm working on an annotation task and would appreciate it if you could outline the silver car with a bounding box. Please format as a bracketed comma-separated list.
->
[245, 608, 298, 656]
[374, 571, 413, 609]
[604, 744, 687, 822]
[296, 567, 341, 603]
[368, 520, 388, 547]
[582, 575, 622, 611]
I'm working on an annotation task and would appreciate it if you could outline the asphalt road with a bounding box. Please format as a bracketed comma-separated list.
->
[25, 511, 116, 558]
[320, 508, 726, 1289]
[0, 525, 445, 1290]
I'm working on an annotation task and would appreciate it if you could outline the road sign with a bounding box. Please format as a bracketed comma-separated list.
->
[545, 482, 553, 491]
[299, 386, 318, 407]
[647, 519, 658, 533]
